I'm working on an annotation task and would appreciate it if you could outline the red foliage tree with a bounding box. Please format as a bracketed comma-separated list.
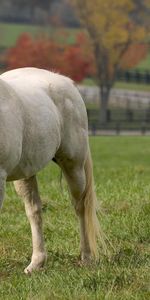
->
[62, 32, 95, 81]
[6, 33, 64, 72]
[120, 43, 148, 69]
[5, 32, 93, 82]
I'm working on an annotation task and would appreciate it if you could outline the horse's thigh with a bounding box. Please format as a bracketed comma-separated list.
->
[65, 165, 86, 200]
[59, 128, 88, 165]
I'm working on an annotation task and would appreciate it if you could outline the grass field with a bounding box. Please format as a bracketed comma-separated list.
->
[0, 137, 150, 300]
[136, 53, 150, 71]
[0, 22, 78, 48]
[115, 81, 150, 92]
[82, 79, 150, 92]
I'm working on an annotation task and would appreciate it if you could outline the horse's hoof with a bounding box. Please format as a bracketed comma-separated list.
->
[77, 255, 92, 267]
[24, 262, 44, 275]
[24, 252, 47, 274]
[24, 266, 32, 275]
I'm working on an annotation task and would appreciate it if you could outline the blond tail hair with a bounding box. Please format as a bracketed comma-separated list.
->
[82, 147, 107, 257]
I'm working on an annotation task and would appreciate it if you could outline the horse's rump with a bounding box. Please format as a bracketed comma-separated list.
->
[0, 68, 88, 180]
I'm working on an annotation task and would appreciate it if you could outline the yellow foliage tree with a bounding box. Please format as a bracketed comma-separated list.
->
[70, 0, 148, 124]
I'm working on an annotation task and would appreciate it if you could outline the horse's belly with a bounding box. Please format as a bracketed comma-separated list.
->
[7, 152, 53, 181]
[7, 111, 61, 181]
[7, 136, 59, 181]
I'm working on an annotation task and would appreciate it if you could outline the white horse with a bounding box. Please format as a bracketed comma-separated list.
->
[0, 67, 100, 274]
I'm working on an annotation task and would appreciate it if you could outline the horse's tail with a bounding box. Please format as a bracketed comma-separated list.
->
[82, 146, 106, 257]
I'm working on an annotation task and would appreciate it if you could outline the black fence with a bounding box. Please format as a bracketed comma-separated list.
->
[116, 70, 150, 84]
[87, 108, 150, 134]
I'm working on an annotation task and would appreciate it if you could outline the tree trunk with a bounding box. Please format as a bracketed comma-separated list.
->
[99, 86, 110, 125]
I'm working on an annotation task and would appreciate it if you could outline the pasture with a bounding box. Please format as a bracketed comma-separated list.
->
[0, 136, 150, 300]
[0, 22, 78, 48]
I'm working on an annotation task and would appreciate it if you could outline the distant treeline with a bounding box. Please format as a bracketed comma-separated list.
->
[0, 0, 149, 28]
[0, 0, 79, 27]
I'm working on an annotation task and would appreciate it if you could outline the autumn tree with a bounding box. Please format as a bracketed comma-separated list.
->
[63, 32, 94, 81]
[5, 32, 93, 82]
[70, 0, 149, 124]
[5, 33, 64, 70]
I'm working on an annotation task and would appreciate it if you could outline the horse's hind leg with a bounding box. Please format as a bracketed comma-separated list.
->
[14, 176, 46, 274]
[57, 148, 99, 263]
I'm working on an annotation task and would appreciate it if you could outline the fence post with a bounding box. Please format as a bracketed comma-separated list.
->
[107, 109, 111, 122]
[116, 122, 120, 135]
[92, 123, 96, 136]
[126, 109, 133, 122]
[141, 123, 146, 135]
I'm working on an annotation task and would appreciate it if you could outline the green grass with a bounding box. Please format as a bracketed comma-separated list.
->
[136, 53, 150, 71]
[0, 137, 150, 299]
[0, 22, 78, 48]
[115, 81, 150, 92]
[82, 78, 150, 92]
[0, 22, 45, 48]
